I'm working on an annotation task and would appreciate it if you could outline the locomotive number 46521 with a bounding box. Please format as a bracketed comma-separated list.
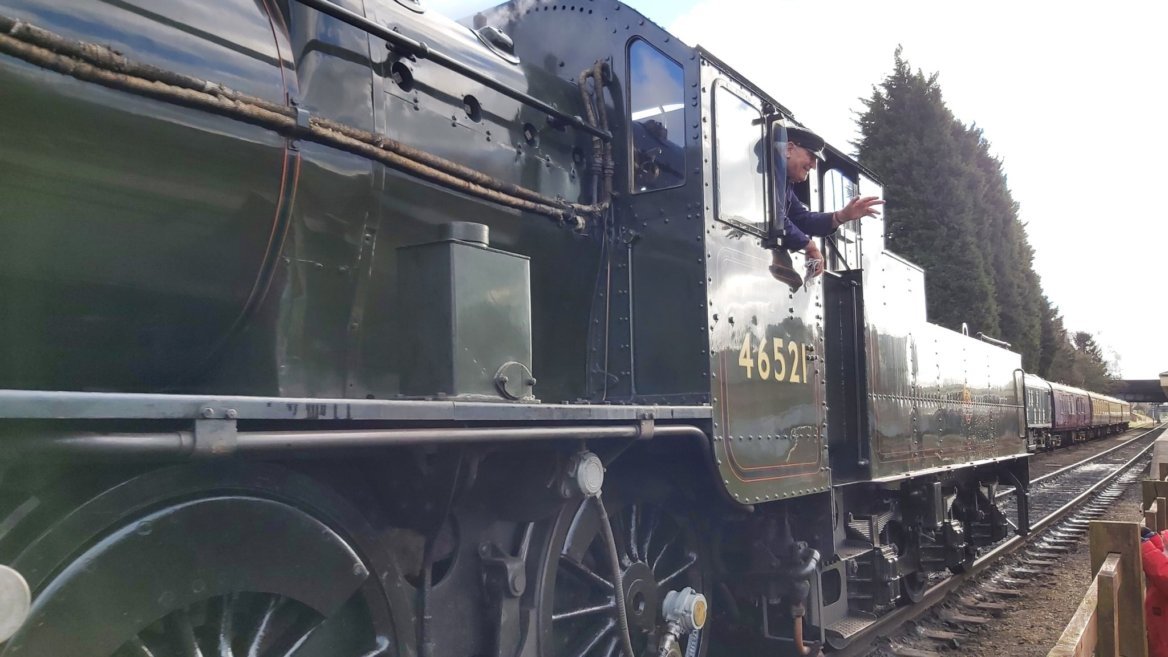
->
[737, 334, 810, 384]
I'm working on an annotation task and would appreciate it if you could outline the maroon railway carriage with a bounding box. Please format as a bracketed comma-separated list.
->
[1050, 381, 1091, 444]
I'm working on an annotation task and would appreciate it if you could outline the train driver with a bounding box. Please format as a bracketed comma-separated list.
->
[770, 125, 884, 287]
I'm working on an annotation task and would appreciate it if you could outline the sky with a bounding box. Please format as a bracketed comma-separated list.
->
[429, 0, 1168, 379]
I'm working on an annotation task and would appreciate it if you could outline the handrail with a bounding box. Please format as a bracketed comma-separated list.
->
[1143, 448, 1168, 532]
[293, 0, 613, 141]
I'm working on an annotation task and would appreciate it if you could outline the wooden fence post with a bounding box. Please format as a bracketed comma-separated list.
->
[1143, 480, 1168, 513]
[1089, 521, 1147, 657]
[1096, 554, 1122, 657]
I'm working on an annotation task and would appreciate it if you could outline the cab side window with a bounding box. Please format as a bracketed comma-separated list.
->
[822, 168, 861, 270]
[712, 83, 766, 235]
[822, 169, 858, 216]
[628, 39, 685, 192]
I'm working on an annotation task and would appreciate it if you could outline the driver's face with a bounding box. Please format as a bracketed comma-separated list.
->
[786, 142, 817, 183]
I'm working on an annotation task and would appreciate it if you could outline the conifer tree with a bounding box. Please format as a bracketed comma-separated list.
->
[854, 48, 997, 335]
[855, 49, 1058, 375]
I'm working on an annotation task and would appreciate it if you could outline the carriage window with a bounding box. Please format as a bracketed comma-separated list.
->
[712, 84, 766, 234]
[628, 40, 685, 193]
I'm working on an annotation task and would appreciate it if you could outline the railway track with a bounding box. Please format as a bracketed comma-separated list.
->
[833, 425, 1165, 657]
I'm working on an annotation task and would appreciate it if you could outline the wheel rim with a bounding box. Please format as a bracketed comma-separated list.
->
[0, 464, 407, 657]
[536, 499, 707, 657]
[900, 571, 927, 604]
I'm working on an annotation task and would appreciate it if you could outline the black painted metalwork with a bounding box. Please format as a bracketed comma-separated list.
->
[294, 0, 611, 141]
[532, 497, 708, 657]
[0, 462, 409, 656]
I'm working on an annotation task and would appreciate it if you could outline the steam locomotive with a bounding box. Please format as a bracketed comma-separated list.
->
[0, 1, 1113, 655]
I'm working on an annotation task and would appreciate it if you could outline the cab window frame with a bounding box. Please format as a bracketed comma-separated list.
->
[626, 37, 686, 194]
[710, 79, 769, 237]
[819, 166, 862, 270]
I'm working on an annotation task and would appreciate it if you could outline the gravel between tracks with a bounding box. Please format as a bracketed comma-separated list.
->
[958, 464, 1147, 657]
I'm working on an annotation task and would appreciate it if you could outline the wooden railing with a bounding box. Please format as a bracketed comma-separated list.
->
[1047, 521, 1146, 657]
[1145, 463, 1168, 533]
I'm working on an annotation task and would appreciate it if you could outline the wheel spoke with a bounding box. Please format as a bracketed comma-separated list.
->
[218, 594, 237, 657]
[640, 508, 660, 560]
[270, 605, 325, 657]
[123, 637, 158, 657]
[651, 527, 679, 573]
[627, 505, 640, 562]
[568, 618, 616, 657]
[656, 551, 698, 588]
[552, 599, 616, 622]
[356, 636, 392, 657]
[602, 635, 620, 657]
[246, 595, 284, 657]
[275, 617, 323, 657]
[167, 608, 205, 657]
[561, 555, 615, 593]
[613, 513, 633, 568]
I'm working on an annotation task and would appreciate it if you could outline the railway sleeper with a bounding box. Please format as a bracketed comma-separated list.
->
[957, 596, 1008, 612]
[889, 641, 944, 657]
[939, 609, 992, 625]
[1010, 566, 1050, 576]
[981, 586, 1023, 598]
[915, 624, 966, 645]
[1019, 557, 1057, 567]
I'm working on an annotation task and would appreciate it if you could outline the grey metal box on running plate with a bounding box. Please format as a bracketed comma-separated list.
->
[397, 223, 533, 400]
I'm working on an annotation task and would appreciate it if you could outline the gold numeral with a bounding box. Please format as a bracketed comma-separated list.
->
[738, 333, 753, 379]
[757, 340, 771, 380]
[773, 338, 786, 382]
[787, 341, 801, 384]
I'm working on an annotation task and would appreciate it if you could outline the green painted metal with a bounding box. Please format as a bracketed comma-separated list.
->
[397, 231, 532, 400]
[0, 0, 591, 402]
[697, 57, 830, 503]
[0, 1, 290, 392]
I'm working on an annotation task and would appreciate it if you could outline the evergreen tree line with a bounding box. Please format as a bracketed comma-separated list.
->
[852, 48, 1114, 391]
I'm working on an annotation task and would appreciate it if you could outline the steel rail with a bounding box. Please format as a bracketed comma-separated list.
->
[833, 426, 1162, 657]
[997, 425, 1165, 499]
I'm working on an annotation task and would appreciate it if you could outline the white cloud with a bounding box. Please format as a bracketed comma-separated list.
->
[666, 0, 1168, 378]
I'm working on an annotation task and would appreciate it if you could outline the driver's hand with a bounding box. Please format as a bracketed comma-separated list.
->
[804, 241, 825, 278]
